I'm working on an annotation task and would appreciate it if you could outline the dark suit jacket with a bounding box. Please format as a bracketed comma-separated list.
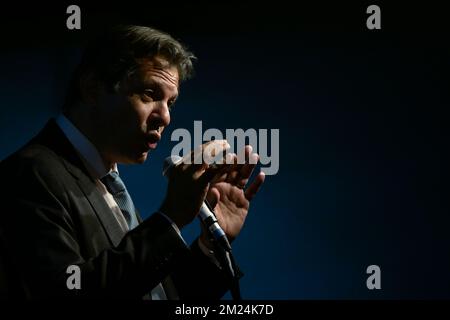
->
[0, 119, 231, 299]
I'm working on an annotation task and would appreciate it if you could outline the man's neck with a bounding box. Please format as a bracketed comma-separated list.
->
[63, 108, 116, 172]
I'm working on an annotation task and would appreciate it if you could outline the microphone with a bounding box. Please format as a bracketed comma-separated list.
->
[162, 155, 232, 251]
[163, 155, 242, 300]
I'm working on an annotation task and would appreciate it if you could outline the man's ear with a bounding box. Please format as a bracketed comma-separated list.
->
[79, 72, 103, 106]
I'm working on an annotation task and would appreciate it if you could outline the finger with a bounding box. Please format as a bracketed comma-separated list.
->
[178, 147, 203, 172]
[181, 155, 207, 174]
[225, 153, 240, 183]
[185, 140, 229, 174]
[244, 172, 265, 201]
[183, 140, 230, 164]
[232, 145, 254, 178]
[198, 162, 230, 186]
[210, 152, 235, 184]
[206, 187, 221, 208]
[230, 145, 251, 183]
[203, 140, 230, 164]
[236, 144, 252, 167]
[235, 152, 259, 188]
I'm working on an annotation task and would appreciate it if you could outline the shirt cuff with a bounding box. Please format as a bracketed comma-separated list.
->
[156, 211, 221, 268]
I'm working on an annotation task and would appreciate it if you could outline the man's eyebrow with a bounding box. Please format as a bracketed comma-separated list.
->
[142, 79, 179, 101]
[168, 91, 179, 105]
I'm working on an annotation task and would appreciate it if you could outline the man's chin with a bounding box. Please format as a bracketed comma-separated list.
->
[135, 151, 149, 164]
[121, 151, 149, 165]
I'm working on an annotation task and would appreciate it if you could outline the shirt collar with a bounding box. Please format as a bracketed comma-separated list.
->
[56, 113, 117, 178]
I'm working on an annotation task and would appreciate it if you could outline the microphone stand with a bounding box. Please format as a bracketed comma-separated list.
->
[204, 200, 242, 301]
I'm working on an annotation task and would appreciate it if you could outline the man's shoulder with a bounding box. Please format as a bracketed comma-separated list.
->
[0, 140, 70, 184]
[0, 119, 83, 180]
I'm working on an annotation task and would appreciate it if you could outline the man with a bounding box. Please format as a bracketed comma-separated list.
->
[0, 25, 265, 299]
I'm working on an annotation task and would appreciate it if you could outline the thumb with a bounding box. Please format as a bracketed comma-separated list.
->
[206, 187, 221, 208]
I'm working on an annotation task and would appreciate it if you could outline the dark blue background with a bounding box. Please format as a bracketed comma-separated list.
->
[1, 2, 449, 299]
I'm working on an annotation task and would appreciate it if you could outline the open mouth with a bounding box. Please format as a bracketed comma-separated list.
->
[145, 132, 161, 150]
[147, 141, 158, 149]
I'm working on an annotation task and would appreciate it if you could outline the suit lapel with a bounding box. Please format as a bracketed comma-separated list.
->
[29, 119, 180, 299]
[75, 174, 126, 246]
[31, 119, 127, 247]
[162, 276, 180, 300]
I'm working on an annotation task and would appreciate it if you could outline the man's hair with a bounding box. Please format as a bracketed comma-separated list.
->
[64, 25, 195, 109]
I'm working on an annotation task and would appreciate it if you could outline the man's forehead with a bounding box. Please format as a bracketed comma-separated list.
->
[135, 56, 179, 87]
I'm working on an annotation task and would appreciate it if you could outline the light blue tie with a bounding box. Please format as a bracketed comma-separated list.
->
[100, 171, 167, 300]
[101, 171, 139, 230]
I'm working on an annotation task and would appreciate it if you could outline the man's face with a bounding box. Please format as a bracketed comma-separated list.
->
[94, 56, 179, 165]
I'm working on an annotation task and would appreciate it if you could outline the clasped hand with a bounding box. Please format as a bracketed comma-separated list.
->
[160, 140, 265, 244]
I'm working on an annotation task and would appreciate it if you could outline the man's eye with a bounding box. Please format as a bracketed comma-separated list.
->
[142, 89, 155, 100]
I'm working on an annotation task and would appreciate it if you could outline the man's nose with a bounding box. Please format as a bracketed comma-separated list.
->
[152, 101, 171, 128]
